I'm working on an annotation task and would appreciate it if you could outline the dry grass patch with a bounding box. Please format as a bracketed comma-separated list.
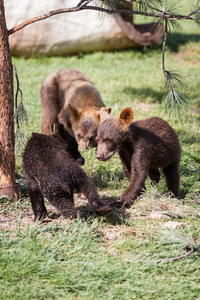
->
[128, 188, 199, 219]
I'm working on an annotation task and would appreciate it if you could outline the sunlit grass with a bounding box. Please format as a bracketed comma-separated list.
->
[3, 6, 200, 299]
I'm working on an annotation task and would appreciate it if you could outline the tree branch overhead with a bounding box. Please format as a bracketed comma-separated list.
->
[8, 0, 200, 36]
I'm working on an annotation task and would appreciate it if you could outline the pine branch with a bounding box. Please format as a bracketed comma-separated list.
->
[13, 64, 28, 125]
[166, 70, 186, 89]
[161, 19, 188, 113]
[13, 63, 28, 154]
[8, 1, 200, 35]
[164, 90, 188, 115]
[15, 128, 27, 155]
[162, 19, 173, 92]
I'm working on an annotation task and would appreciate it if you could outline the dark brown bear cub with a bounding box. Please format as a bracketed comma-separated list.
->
[96, 107, 181, 208]
[23, 124, 111, 221]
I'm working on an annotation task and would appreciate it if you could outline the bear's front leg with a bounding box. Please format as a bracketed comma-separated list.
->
[119, 168, 148, 208]
[79, 178, 111, 216]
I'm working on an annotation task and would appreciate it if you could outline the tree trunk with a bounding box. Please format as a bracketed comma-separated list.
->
[0, 0, 15, 188]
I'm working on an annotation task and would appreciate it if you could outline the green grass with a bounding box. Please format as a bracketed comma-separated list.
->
[1, 8, 200, 300]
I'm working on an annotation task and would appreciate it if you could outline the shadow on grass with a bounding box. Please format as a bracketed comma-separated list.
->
[46, 202, 129, 226]
[104, 208, 130, 225]
[101, 195, 131, 225]
[76, 195, 130, 226]
[146, 32, 200, 52]
[166, 33, 200, 52]
[43, 191, 129, 226]
[118, 32, 200, 54]
[123, 86, 165, 103]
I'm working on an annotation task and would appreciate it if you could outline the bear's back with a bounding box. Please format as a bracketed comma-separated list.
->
[129, 117, 181, 167]
[23, 133, 75, 177]
[132, 117, 177, 139]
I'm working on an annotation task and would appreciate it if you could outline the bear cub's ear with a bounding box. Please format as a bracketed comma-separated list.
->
[119, 107, 134, 126]
[68, 103, 82, 119]
[99, 107, 112, 122]
[58, 123, 70, 138]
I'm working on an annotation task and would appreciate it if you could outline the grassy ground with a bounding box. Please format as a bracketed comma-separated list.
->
[0, 10, 200, 300]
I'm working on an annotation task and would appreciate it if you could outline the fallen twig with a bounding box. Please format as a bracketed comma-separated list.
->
[127, 244, 195, 264]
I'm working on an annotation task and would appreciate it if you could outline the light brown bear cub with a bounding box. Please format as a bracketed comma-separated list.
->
[40, 68, 104, 149]
[96, 107, 181, 208]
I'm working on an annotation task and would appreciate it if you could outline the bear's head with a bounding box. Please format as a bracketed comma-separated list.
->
[69, 104, 105, 149]
[96, 107, 134, 161]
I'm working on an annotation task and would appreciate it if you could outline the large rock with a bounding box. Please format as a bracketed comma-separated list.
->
[5, 0, 163, 57]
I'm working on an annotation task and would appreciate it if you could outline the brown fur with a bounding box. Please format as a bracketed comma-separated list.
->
[23, 124, 111, 221]
[96, 107, 181, 208]
[40, 68, 104, 149]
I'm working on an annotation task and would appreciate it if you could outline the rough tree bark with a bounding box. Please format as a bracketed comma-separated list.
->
[0, 0, 17, 197]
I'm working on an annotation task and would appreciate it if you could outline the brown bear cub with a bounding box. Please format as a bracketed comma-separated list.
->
[96, 107, 181, 208]
[40, 68, 105, 149]
[23, 124, 111, 222]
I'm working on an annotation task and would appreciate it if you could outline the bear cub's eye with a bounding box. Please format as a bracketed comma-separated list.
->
[77, 133, 82, 140]
[103, 138, 111, 143]
[89, 135, 95, 142]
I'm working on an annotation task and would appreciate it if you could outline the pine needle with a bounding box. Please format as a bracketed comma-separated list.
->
[159, 229, 195, 250]
[15, 128, 27, 155]
[163, 89, 189, 116]
[165, 70, 187, 89]
[14, 101, 28, 125]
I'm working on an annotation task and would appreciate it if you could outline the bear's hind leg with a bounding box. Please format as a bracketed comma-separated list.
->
[48, 190, 78, 219]
[163, 161, 180, 198]
[28, 183, 47, 222]
[148, 168, 160, 185]
[41, 108, 59, 135]
[40, 79, 60, 135]
[58, 108, 74, 136]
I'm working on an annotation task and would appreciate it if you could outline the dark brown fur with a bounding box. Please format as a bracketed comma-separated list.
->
[40, 68, 104, 149]
[23, 124, 111, 221]
[96, 107, 181, 208]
